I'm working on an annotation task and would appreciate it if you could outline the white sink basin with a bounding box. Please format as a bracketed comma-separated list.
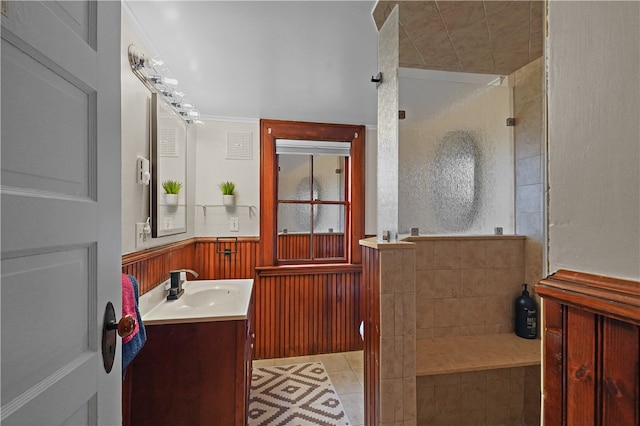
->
[181, 286, 239, 308]
[141, 279, 253, 325]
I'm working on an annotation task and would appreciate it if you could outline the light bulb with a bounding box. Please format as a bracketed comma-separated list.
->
[150, 76, 179, 86]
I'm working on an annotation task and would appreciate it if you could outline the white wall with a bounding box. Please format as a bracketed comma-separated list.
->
[193, 121, 378, 238]
[121, 20, 196, 254]
[194, 120, 261, 237]
[122, 15, 379, 249]
[547, 1, 640, 280]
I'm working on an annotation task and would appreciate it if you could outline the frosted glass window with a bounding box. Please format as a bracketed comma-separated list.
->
[314, 155, 345, 202]
[314, 204, 345, 234]
[278, 203, 311, 234]
[278, 155, 312, 201]
[277, 151, 348, 262]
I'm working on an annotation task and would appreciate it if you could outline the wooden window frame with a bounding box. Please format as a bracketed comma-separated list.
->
[260, 119, 365, 267]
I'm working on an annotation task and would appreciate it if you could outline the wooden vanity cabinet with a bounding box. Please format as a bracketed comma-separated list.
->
[127, 292, 255, 426]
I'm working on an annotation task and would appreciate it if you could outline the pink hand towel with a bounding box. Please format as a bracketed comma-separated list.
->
[122, 274, 146, 379]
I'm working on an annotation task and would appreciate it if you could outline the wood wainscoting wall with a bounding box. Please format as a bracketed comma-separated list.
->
[536, 270, 640, 426]
[254, 265, 363, 359]
[277, 233, 345, 260]
[122, 239, 196, 295]
[361, 245, 380, 426]
[122, 237, 363, 359]
[122, 237, 363, 423]
[194, 237, 260, 280]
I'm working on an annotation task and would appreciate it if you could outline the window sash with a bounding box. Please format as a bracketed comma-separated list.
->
[276, 139, 351, 156]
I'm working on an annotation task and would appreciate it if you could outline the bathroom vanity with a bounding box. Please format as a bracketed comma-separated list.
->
[126, 279, 255, 426]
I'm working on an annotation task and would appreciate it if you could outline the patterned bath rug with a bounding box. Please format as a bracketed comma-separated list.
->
[248, 362, 351, 426]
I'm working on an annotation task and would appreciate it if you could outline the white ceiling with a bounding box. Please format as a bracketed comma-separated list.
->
[123, 1, 379, 126]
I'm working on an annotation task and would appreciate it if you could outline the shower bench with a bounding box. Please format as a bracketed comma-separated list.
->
[407, 235, 542, 424]
[415, 334, 541, 425]
[415, 333, 540, 376]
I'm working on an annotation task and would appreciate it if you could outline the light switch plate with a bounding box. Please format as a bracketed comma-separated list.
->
[229, 217, 239, 232]
[163, 217, 173, 230]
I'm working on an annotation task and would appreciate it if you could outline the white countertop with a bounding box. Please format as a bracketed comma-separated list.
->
[140, 279, 254, 325]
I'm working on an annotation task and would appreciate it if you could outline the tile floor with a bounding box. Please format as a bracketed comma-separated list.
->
[252, 350, 365, 426]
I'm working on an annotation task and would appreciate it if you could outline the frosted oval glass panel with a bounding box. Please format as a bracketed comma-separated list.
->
[398, 75, 514, 235]
[432, 130, 480, 231]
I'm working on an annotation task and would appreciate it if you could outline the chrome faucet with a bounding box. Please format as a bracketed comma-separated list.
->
[167, 269, 199, 300]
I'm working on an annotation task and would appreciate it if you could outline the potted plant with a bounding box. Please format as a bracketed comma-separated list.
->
[218, 181, 236, 206]
[162, 179, 182, 206]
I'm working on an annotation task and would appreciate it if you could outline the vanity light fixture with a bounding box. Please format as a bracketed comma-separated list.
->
[150, 75, 179, 86]
[171, 101, 193, 109]
[180, 109, 200, 118]
[150, 58, 165, 67]
[127, 44, 202, 125]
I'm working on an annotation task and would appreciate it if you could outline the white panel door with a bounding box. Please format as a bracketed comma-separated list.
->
[1, 1, 121, 425]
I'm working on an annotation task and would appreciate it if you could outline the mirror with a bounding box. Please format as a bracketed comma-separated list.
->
[151, 93, 187, 237]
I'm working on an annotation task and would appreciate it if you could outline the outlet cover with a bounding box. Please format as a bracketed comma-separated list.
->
[229, 217, 239, 232]
[135, 223, 146, 249]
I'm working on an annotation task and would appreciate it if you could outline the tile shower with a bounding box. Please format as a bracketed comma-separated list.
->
[411, 236, 540, 425]
[370, 9, 545, 421]
[362, 237, 541, 425]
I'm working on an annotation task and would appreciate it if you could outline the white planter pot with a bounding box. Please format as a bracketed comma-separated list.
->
[222, 194, 235, 206]
[165, 193, 179, 206]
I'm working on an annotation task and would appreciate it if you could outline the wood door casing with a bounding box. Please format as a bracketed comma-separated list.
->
[362, 245, 380, 426]
[259, 119, 365, 266]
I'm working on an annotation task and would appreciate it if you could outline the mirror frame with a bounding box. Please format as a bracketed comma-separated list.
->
[150, 93, 187, 238]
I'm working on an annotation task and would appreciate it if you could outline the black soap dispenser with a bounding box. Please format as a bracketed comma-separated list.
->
[515, 284, 537, 339]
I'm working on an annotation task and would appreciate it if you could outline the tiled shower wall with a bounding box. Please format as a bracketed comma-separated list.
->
[361, 239, 417, 425]
[411, 236, 525, 340]
[410, 235, 540, 425]
[417, 365, 540, 425]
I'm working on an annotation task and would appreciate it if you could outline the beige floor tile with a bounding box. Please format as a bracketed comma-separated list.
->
[340, 392, 365, 426]
[271, 355, 313, 366]
[354, 368, 365, 387]
[329, 369, 363, 394]
[252, 358, 274, 368]
[345, 351, 364, 371]
[321, 356, 351, 375]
